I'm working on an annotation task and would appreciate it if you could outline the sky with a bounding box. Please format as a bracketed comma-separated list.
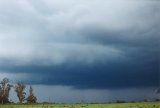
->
[0, 0, 160, 103]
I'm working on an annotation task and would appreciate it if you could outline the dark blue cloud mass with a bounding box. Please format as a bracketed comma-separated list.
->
[0, 55, 159, 89]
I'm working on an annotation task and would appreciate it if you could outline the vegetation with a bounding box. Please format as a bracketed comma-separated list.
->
[15, 82, 26, 103]
[0, 78, 12, 104]
[0, 78, 37, 104]
[0, 102, 159, 108]
[26, 86, 37, 103]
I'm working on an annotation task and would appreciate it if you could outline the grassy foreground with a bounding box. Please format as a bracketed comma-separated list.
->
[0, 102, 159, 108]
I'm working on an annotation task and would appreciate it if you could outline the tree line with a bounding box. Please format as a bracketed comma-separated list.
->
[0, 78, 37, 104]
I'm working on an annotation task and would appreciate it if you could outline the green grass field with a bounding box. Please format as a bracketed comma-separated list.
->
[0, 102, 159, 108]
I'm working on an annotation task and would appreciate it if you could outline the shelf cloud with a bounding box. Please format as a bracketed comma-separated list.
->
[0, 0, 159, 90]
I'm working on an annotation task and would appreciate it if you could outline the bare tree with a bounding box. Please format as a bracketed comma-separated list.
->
[15, 82, 26, 103]
[27, 86, 37, 103]
[0, 78, 12, 104]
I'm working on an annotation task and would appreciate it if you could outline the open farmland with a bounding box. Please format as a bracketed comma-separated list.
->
[0, 102, 159, 108]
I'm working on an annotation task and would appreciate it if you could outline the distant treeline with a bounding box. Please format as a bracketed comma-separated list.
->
[0, 78, 37, 104]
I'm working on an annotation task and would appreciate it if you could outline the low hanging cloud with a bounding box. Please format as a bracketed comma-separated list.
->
[0, 0, 159, 89]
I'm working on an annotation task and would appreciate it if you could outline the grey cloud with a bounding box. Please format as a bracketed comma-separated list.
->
[0, 0, 159, 90]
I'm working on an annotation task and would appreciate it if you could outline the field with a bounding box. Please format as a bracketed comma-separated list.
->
[0, 102, 159, 108]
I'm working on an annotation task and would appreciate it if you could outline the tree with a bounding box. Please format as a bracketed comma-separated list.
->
[15, 82, 26, 103]
[26, 86, 37, 103]
[0, 78, 12, 104]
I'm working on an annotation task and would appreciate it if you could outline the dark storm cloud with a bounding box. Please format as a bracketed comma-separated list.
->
[0, 57, 159, 89]
[0, 0, 159, 90]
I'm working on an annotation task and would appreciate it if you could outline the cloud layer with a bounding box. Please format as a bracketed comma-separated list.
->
[0, 0, 159, 89]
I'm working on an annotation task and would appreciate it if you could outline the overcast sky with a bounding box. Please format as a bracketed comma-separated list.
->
[0, 0, 160, 103]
